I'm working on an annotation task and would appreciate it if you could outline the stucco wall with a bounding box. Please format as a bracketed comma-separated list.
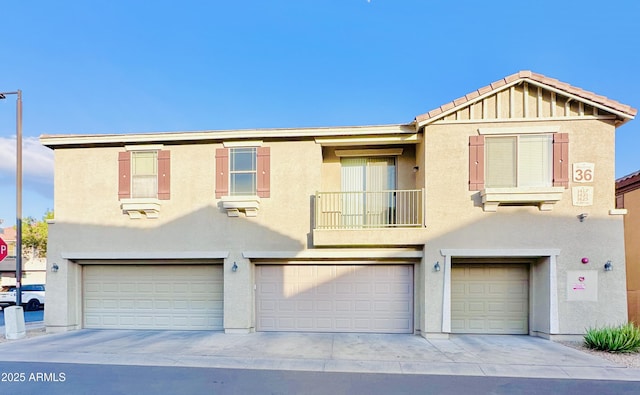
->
[45, 116, 629, 337]
[46, 140, 324, 332]
[421, 118, 627, 335]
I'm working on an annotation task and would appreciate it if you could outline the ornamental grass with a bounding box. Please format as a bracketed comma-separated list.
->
[584, 323, 640, 353]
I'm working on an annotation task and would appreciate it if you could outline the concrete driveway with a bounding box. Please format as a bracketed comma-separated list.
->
[0, 330, 639, 381]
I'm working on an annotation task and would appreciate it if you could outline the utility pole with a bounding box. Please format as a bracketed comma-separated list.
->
[0, 90, 22, 306]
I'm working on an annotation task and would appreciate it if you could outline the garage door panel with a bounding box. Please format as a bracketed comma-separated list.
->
[487, 302, 505, 312]
[451, 263, 529, 334]
[84, 265, 223, 330]
[256, 265, 413, 333]
[297, 300, 313, 312]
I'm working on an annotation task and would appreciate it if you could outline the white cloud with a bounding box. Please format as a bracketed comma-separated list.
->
[0, 136, 53, 181]
[0, 136, 53, 225]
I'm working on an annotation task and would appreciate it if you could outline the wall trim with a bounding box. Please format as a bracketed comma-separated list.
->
[61, 251, 229, 260]
[440, 249, 561, 257]
[124, 144, 164, 151]
[478, 126, 560, 135]
[243, 249, 423, 260]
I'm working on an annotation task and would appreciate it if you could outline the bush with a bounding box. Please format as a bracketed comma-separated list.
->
[584, 323, 640, 353]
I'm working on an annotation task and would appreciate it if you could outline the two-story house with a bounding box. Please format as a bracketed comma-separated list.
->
[41, 71, 636, 340]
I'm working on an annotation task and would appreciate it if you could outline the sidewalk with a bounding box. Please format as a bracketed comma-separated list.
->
[0, 320, 46, 343]
[0, 329, 639, 381]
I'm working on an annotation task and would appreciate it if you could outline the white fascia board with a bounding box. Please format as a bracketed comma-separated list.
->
[315, 134, 420, 146]
[243, 249, 423, 260]
[440, 248, 561, 257]
[61, 251, 229, 260]
[40, 124, 415, 148]
[478, 126, 560, 135]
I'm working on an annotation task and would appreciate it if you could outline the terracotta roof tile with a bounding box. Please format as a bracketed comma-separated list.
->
[504, 74, 520, 83]
[453, 97, 467, 106]
[490, 80, 506, 89]
[465, 91, 480, 101]
[415, 71, 638, 124]
[440, 102, 455, 111]
[477, 86, 492, 95]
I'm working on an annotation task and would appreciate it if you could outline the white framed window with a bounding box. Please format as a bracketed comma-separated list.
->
[131, 151, 158, 198]
[229, 147, 257, 196]
[485, 134, 552, 188]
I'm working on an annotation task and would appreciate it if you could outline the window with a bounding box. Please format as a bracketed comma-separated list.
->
[118, 149, 170, 200]
[469, 133, 568, 191]
[216, 146, 270, 198]
[230, 148, 257, 195]
[469, 132, 568, 211]
[118, 149, 170, 219]
[485, 135, 552, 188]
[131, 151, 158, 198]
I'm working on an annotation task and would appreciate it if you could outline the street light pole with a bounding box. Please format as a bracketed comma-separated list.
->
[0, 90, 23, 306]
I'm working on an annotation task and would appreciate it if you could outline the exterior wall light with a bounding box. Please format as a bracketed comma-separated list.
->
[51, 263, 59, 272]
[434, 261, 441, 272]
[232, 262, 238, 272]
[604, 261, 613, 271]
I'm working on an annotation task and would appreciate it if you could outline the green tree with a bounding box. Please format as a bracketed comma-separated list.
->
[22, 210, 53, 259]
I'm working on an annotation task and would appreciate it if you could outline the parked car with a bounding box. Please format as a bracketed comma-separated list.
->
[0, 284, 45, 311]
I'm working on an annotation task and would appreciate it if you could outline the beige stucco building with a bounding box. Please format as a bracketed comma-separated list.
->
[41, 71, 637, 340]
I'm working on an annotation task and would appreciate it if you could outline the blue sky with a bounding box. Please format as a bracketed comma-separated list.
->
[1, 1, 639, 227]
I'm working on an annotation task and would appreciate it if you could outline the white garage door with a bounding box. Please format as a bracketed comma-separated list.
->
[256, 265, 413, 333]
[451, 263, 529, 334]
[83, 265, 223, 330]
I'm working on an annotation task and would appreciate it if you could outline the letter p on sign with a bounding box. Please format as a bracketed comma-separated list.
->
[0, 237, 8, 262]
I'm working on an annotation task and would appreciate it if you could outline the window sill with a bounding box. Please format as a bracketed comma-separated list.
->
[120, 198, 161, 219]
[221, 196, 261, 217]
[480, 187, 565, 212]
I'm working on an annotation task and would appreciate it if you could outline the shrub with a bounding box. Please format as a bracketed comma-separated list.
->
[583, 323, 640, 353]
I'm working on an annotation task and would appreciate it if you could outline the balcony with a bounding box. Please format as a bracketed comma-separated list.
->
[313, 189, 425, 246]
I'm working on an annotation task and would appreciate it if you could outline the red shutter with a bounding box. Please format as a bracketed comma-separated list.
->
[215, 148, 229, 198]
[257, 147, 270, 198]
[616, 194, 624, 209]
[553, 133, 569, 188]
[157, 150, 171, 200]
[118, 151, 131, 199]
[469, 135, 485, 191]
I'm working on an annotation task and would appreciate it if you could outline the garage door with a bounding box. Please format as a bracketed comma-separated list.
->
[256, 265, 413, 333]
[83, 265, 223, 330]
[451, 263, 529, 334]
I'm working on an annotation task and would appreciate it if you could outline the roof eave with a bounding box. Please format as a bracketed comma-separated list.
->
[40, 124, 416, 148]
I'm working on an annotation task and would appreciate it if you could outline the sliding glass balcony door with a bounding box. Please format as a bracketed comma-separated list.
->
[340, 157, 396, 228]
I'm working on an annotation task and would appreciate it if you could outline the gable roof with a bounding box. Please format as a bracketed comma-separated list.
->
[415, 70, 637, 127]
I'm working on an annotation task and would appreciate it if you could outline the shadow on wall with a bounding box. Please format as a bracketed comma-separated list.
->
[49, 204, 305, 254]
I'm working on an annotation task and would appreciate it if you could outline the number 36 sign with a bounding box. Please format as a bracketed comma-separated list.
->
[573, 162, 595, 183]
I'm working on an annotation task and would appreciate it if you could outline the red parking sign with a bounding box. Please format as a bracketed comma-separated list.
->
[0, 237, 7, 261]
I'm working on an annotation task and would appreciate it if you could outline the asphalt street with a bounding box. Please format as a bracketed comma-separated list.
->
[0, 362, 638, 395]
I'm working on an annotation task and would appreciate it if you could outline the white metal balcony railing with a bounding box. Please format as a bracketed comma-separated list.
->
[315, 189, 424, 229]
